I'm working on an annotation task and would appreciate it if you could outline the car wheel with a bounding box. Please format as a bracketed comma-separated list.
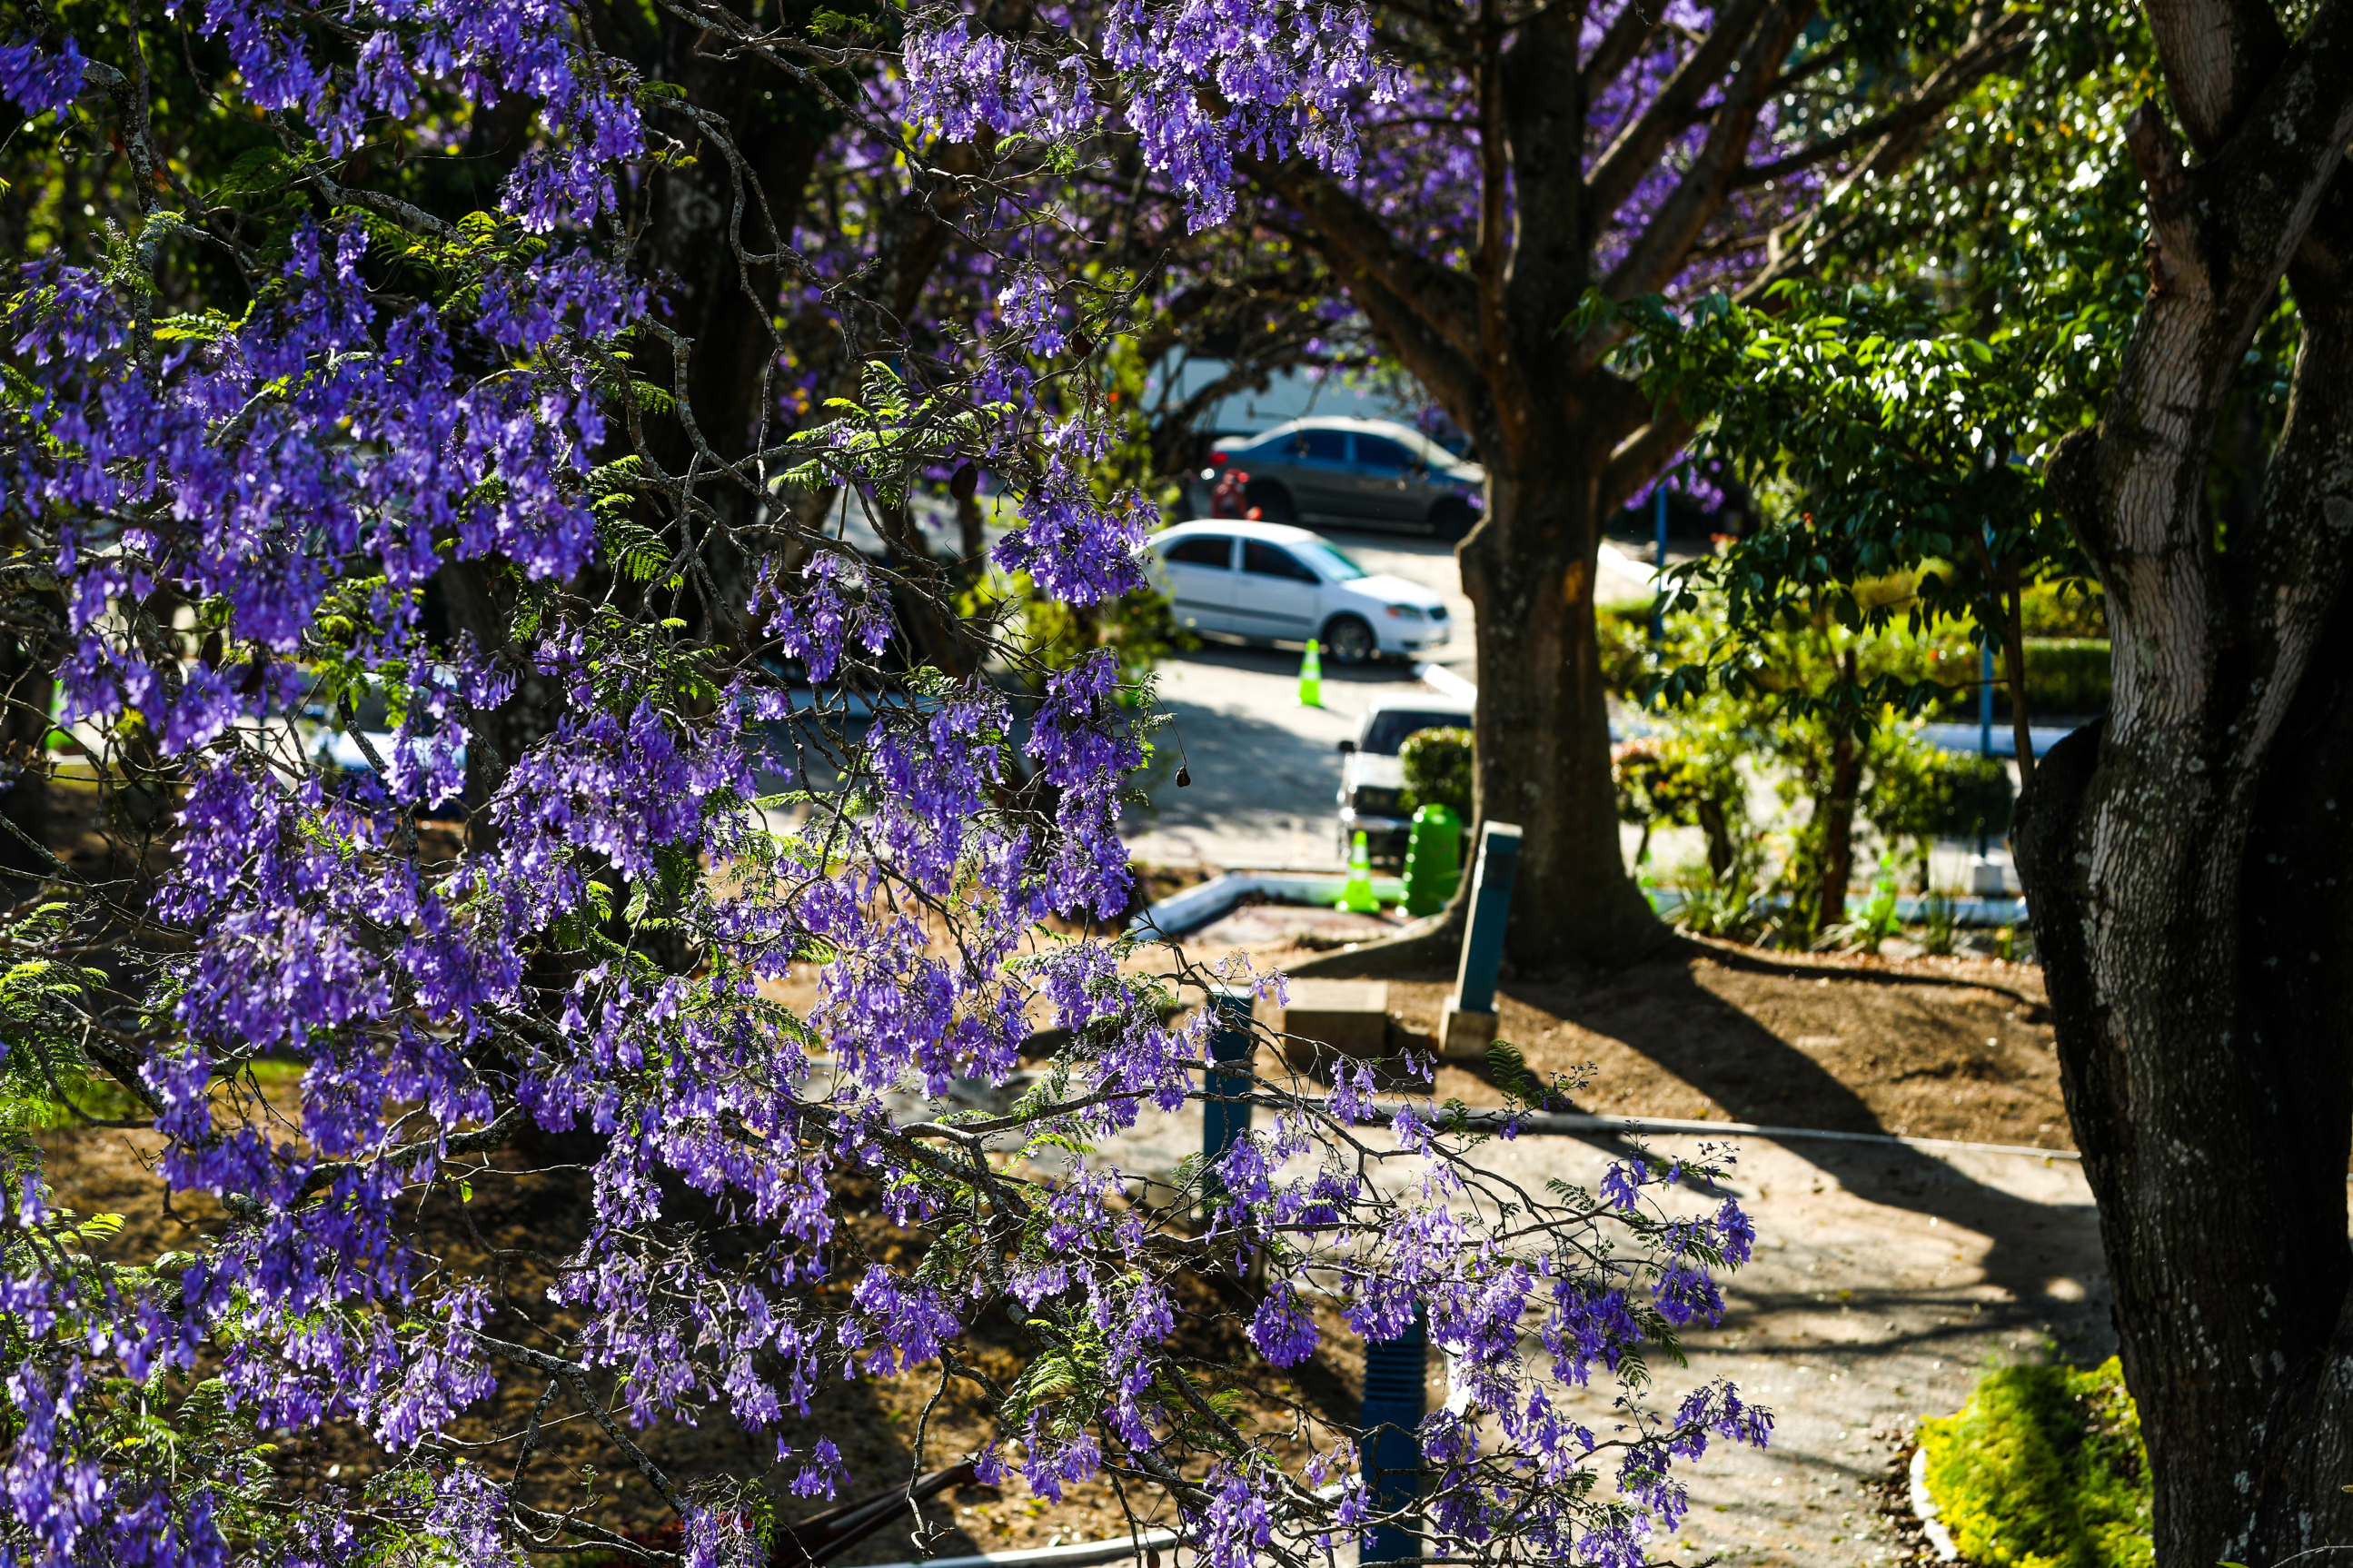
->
[1322, 614, 1377, 666]
[1244, 478, 1297, 522]
[1429, 496, 1477, 541]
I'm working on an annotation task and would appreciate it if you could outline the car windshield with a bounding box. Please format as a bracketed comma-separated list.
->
[1298, 541, 1365, 581]
[1361, 710, 1470, 755]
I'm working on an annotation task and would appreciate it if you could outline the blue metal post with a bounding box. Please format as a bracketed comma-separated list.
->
[1359, 1311, 1427, 1564]
[1201, 986, 1254, 1197]
[1452, 821, 1523, 1017]
[1978, 644, 1997, 856]
[1651, 486, 1670, 643]
[1980, 644, 1995, 757]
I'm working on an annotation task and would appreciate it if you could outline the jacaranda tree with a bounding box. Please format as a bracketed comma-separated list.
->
[0, 5, 1768, 1566]
[907, 0, 2042, 968]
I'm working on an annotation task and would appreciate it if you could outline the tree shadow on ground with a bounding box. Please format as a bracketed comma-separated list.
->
[1497, 950, 2102, 1315]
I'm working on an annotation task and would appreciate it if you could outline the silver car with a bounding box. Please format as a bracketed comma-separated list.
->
[1203, 417, 1484, 538]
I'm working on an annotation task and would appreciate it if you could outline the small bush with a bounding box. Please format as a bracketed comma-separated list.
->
[1596, 603, 1653, 697]
[1613, 732, 1742, 874]
[1920, 1357, 2151, 1568]
[1399, 727, 1474, 819]
[1868, 736, 2014, 882]
[2020, 638, 2110, 717]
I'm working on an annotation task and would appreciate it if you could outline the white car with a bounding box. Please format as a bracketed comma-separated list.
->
[1144, 520, 1453, 664]
[1335, 696, 1475, 860]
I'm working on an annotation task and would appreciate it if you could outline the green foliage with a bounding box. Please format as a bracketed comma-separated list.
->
[1597, 5, 2176, 719]
[1614, 581, 2033, 941]
[1921, 889, 1961, 956]
[2019, 639, 2110, 715]
[1867, 741, 2014, 875]
[0, 903, 136, 1131]
[1921, 1358, 2152, 1568]
[1596, 602, 1657, 697]
[1832, 856, 1903, 955]
[1612, 726, 1744, 877]
[1398, 726, 1474, 819]
[1485, 1041, 1544, 1104]
[2020, 581, 2107, 638]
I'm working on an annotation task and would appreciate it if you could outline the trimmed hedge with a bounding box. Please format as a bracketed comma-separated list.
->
[1920, 1358, 2151, 1568]
[1593, 598, 2110, 717]
[2015, 638, 2110, 717]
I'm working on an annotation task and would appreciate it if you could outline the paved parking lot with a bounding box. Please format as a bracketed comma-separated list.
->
[1121, 524, 1660, 871]
[1121, 524, 1481, 869]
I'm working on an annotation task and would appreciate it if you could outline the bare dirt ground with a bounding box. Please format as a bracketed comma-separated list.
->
[1165, 914, 2071, 1152]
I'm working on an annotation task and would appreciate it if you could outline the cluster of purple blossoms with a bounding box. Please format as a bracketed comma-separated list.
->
[0, 6, 1771, 1567]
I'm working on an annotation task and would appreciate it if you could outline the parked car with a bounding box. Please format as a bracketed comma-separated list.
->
[1334, 696, 1474, 862]
[1201, 417, 1484, 537]
[1144, 520, 1454, 664]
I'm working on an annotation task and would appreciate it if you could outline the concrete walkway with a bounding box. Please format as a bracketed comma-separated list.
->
[1062, 1088, 2110, 1568]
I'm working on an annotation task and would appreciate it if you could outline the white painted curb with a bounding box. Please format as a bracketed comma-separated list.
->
[1411, 661, 1476, 702]
[1909, 1444, 1961, 1562]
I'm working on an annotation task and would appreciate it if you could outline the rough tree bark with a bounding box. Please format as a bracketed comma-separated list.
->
[1270, 0, 2025, 971]
[0, 610, 52, 896]
[2012, 4, 2353, 1563]
[1813, 648, 1863, 929]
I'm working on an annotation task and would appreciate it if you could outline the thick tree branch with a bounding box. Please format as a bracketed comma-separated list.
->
[1598, 402, 1695, 517]
[2145, 0, 2289, 155]
[1341, 267, 1494, 445]
[1584, 0, 1778, 223]
[2126, 104, 2204, 302]
[1595, 1, 1811, 308]
[1262, 163, 1485, 365]
[1577, 0, 1666, 104]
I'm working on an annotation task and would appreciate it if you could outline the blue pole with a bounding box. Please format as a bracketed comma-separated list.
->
[1201, 986, 1254, 1201]
[1979, 644, 1995, 758]
[1651, 486, 1670, 642]
[1359, 1310, 1427, 1564]
[1452, 821, 1523, 1017]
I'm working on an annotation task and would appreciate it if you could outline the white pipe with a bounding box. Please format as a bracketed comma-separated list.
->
[853, 1524, 1180, 1568]
[1369, 1102, 2081, 1162]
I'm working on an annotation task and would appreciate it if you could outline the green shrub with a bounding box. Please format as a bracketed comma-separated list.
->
[1920, 1357, 2152, 1568]
[2020, 638, 2110, 716]
[1867, 735, 2014, 881]
[1612, 730, 1742, 874]
[2021, 579, 2108, 638]
[1398, 727, 1474, 819]
[1596, 603, 1653, 697]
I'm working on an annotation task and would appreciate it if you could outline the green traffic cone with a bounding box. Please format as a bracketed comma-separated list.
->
[1336, 830, 1379, 913]
[1296, 638, 1323, 708]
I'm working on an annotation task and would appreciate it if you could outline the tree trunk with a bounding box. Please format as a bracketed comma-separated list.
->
[2013, 33, 2353, 1562]
[1695, 797, 1733, 878]
[0, 613, 52, 896]
[1458, 453, 1664, 971]
[1813, 721, 1861, 933]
